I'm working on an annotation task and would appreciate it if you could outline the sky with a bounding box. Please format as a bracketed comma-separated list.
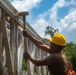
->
[8, 0, 76, 43]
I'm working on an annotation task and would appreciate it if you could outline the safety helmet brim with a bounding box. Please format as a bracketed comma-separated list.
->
[50, 33, 66, 46]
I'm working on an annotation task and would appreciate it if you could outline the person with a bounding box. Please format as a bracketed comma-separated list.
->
[68, 62, 76, 75]
[68, 68, 76, 75]
[23, 30, 69, 75]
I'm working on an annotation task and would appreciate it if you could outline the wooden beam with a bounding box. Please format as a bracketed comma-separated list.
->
[26, 39, 31, 75]
[1, 10, 14, 75]
[0, 10, 4, 75]
[10, 22, 15, 74]
[14, 24, 18, 75]
[10, 22, 18, 75]
[35, 47, 40, 75]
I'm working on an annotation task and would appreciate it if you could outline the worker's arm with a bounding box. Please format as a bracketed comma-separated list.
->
[23, 30, 50, 53]
[24, 52, 53, 66]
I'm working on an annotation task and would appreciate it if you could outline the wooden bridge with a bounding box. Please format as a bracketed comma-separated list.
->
[0, 0, 49, 75]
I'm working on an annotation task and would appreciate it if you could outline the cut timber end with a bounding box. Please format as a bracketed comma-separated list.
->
[19, 12, 29, 16]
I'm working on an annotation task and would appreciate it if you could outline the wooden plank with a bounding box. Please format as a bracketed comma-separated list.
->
[1, 10, 14, 75]
[10, 19, 18, 75]
[0, 9, 4, 75]
[14, 24, 18, 75]
[35, 47, 40, 75]
[10, 21, 15, 73]
[41, 51, 44, 75]
[45, 53, 48, 75]
[27, 39, 31, 75]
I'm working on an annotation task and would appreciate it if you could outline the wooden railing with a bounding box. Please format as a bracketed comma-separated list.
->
[0, 0, 48, 75]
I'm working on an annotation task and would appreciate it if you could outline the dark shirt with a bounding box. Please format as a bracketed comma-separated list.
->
[48, 53, 68, 75]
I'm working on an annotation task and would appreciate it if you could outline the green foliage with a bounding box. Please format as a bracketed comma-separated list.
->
[34, 66, 36, 72]
[71, 56, 76, 72]
[41, 38, 49, 43]
[45, 26, 59, 37]
[63, 42, 76, 72]
[22, 60, 27, 71]
[22, 60, 36, 72]
[41, 38, 50, 45]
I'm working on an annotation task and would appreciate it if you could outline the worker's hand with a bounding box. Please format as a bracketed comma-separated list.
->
[22, 30, 28, 37]
[23, 52, 31, 60]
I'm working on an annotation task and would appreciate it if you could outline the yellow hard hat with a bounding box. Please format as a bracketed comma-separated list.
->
[50, 33, 66, 46]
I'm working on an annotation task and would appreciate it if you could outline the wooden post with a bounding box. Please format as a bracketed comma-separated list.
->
[0, 9, 4, 75]
[45, 53, 48, 75]
[1, 10, 14, 75]
[10, 21, 18, 75]
[10, 22, 15, 74]
[26, 38, 31, 75]
[14, 24, 18, 75]
[35, 47, 40, 75]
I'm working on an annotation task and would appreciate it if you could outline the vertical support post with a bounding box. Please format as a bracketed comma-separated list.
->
[10, 22, 15, 74]
[41, 51, 44, 75]
[0, 8, 4, 75]
[45, 53, 48, 75]
[1, 10, 14, 75]
[10, 21, 18, 75]
[27, 39, 32, 75]
[35, 47, 40, 75]
[14, 24, 18, 75]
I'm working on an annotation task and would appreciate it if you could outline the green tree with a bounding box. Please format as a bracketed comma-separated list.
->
[63, 42, 76, 72]
[45, 26, 59, 37]
[41, 38, 49, 44]
[22, 60, 27, 71]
